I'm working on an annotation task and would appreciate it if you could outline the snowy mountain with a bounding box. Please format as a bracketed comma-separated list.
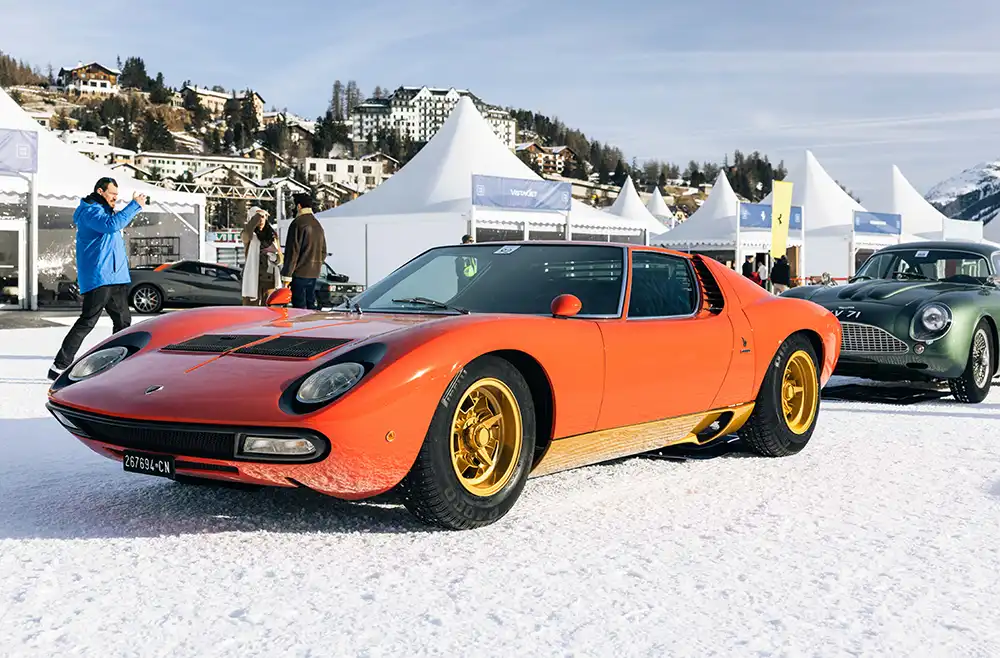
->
[924, 159, 1000, 223]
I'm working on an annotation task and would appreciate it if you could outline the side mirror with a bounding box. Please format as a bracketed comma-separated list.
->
[266, 288, 292, 307]
[551, 294, 582, 318]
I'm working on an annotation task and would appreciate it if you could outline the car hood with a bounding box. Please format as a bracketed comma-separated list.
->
[48, 310, 452, 423]
[803, 280, 980, 307]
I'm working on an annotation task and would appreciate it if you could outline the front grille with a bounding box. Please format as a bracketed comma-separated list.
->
[233, 336, 349, 358]
[72, 415, 237, 459]
[163, 334, 267, 353]
[840, 322, 909, 354]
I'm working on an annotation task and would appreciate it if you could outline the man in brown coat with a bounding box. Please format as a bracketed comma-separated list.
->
[281, 193, 327, 309]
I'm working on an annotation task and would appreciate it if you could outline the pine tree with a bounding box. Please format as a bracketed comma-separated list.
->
[331, 80, 344, 121]
[119, 56, 150, 90]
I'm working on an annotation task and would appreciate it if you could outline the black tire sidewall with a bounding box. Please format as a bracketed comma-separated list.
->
[959, 319, 993, 400]
[761, 335, 821, 451]
[420, 356, 536, 524]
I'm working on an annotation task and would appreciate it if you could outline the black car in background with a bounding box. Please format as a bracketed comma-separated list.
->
[127, 260, 364, 313]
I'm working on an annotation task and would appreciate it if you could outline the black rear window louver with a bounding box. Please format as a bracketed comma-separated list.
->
[692, 257, 725, 314]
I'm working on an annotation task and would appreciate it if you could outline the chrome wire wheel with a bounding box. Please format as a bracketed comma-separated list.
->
[972, 327, 990, 389]
[450, 377, 523, 497]
[132, 286, 160, 313]
[781, 350, 819, 435]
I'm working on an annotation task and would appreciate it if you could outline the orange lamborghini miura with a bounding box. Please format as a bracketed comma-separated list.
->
[47, 242, 841, 529]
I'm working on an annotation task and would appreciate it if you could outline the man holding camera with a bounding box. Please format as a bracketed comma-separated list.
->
[49, 177, 146, 381]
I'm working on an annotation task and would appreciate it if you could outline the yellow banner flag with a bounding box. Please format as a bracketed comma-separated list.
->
[769, 180, 794, 259]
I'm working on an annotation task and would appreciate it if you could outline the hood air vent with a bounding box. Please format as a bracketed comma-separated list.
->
[162, 334, 349, 358]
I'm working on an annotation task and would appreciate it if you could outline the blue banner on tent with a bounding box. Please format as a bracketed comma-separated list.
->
[0, 128, 38, 174]
[739, 203, 803, 231]
[853, 211, 901, 235]
[471, 174, 572, 212]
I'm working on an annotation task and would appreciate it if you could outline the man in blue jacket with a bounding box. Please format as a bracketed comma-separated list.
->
[49, 177, 146, 380]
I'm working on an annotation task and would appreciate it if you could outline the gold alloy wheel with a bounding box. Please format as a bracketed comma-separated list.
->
[450, 377, 523, 497]
[781, 350, 819, 435]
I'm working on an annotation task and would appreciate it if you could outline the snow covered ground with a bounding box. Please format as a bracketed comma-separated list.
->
[2, 316, 1000, 657]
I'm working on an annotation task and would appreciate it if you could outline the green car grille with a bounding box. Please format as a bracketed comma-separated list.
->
[840, 322, 909, 354]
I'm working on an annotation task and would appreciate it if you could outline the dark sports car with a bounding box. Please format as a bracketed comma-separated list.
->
[128, 260, 365, 313]
[781, 240, 1000, 403]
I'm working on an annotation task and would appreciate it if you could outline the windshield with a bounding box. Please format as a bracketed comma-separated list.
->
[346, 244, 626, 316]
[854, 248, 993, 284]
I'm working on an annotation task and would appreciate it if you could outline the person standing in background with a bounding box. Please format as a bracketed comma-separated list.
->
[281, 193, 327, 309]
[770, 255, 791, 294]
[49, 177, 145, 380]
[241, 206, 282, 306]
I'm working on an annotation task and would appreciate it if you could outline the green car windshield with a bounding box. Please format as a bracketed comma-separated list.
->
[854, 248, 994, 284]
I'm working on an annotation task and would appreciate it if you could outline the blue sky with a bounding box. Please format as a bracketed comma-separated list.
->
[4, 0, 1000, 207]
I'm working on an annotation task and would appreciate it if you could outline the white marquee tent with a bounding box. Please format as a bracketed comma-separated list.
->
[650, 170, 801, 259]
[761, 150, 920, 280]
[645, 186, 675, 229]
[890, 164, 984, 242]
[313, 96, 646, 285]
[604, 175, 669, 235]
[0, 87, 205, 309]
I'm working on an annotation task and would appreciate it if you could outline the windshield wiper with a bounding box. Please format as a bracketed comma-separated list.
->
[391, 297, 469, 314]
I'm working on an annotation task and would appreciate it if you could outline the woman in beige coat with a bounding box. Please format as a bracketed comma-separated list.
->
[241, 206, 283, 305]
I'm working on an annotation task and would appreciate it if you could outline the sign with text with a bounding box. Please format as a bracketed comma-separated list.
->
[853, 211, 901, 235]
[739, 203, 803, 231]
[0, 128, 38, 174]
[471, 174, 572, 212]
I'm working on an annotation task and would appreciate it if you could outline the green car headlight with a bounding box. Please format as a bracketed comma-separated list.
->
[912, 303, 952, 342]
[68, 346, 130, 382]
[295, 362, 365, 404]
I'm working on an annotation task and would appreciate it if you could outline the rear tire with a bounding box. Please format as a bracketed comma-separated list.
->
[737, 333, 821, 457]
[131, 283, 164, 314]
[949, 319, 993, 404]
[399, 355, 536, 530]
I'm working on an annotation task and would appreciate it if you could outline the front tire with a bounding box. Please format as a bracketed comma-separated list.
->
[949, 319, 993, 404]
[738, 333, 821, 457]
[131, 283, 164, 314]
[399, 355, 536, 530]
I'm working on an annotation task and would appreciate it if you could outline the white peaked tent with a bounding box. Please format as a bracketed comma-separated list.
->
[891, 164, 984, 241]
[605, 175, 668, 234]
[314, 96, 646, 285]
[761, 150, 919, 280]
[646, 186, 675, 229]
[0, 88, 204, 215]
[0, 87, 205, 309]
[651, 171, 739, 248]
[650, 170, 801, 259]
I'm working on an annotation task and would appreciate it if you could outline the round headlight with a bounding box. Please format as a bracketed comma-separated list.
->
[920, 304, 950, 332]
[296, 362, 366, 404]
[68, 346, 130, 381]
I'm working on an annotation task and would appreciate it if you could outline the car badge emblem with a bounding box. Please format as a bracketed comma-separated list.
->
[145, 385, 164, 395]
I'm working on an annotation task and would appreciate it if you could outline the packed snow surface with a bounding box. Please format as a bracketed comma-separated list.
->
[2, 317, 1000, 657]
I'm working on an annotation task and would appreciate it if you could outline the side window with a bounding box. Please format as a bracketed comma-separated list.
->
[992, 252, 1000, 275]
[628, 251, 698, 318]
[171, 261, 200, 275]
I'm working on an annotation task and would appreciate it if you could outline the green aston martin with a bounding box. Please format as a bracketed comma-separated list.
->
[781, 240, 1000, 403]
